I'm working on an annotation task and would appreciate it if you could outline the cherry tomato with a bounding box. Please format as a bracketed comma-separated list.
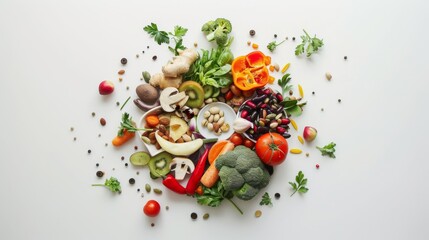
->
[229, 133, 243, 146]
[243, 139, 255, 149]
[255, 132, 288, 166]
[143, 200, 161, 217]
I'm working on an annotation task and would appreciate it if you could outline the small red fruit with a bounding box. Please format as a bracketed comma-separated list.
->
[316, 164, 320, 169]
[303, 126, 317, 142]
[99, 80, 115, 95]
[143, 199, 160, 217]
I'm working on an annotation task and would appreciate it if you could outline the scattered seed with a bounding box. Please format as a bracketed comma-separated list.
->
[292, 37, 296, 41]
[274, 34, 277, 38]
[99, 118, 106, 126]
[125, 163, 128, 167]
[147, 46, 149, 49]
[152, 55, 157, 61]
[136, 171, 139, 175]
[73, 137, 77, 141]
[274, 193, 281, 199]
[142, 50, 145, 54]
[298, 84, 304, 98]
[118, 69, 125, 75]
[96, 163, 99, 167]
[325, 72, 332, 81]
[344, 56, 347, 60]
[98, 134, 101, 137]
[281, 63, 290, 73]
[255, 210, 262, 218]
[290, 148, 302, 154]
[120, 58, 127, 65]
[290, 119, 298, 130]
[137, 188, 140, 192]
[338, 99, 341, 103]
[134, 146, 138, 150]
[194, 42, 198, 47]
[129, 178, 135, 184]
[306, 153, 310, 157]
[289, 90, 293, 95]
[70, 127, 74, 131]
[141, 193, 144, 198]
[312, 91, 315, 95]
[151, 223, 155, 227]
[298, 136, 304, 144]
[251, 43, 259, 49]
[153, 188, 162, 194]
[88, 149, 92, 154]
[96, 171, 104, 177]
[316, 164, 320, 169]
[321, 108, 324, 111]
[203, 213, 210, 220]
[145, 184, 151, 193]
[91, 112, 96, 117]
[126, 86, 130, 90]
[249, 29, 255, 36]
[142, 71, 151, 83]
[166, 206, 169, 211]
[247, 41, 251, 46]
[136, 54, 139, 58]
[118, 77, 123, 82]
[116, 102, 120, 106]
[191, 212, 198, 220]
[121, 156, 125, 161]
[105, 143, 108, 147]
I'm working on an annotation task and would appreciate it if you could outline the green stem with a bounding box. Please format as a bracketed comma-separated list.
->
[92, 184, 105, 187]
[226, 198, 243, 215]
[303, 29, 311, 39]
[290, 189, 297, 197]
[120, 96, 131, 111]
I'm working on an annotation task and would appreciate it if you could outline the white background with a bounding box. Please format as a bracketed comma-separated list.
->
[1, 0, 428, 239]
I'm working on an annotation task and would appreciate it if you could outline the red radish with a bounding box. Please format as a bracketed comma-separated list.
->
[99, 80, 114, 95]
[303, 126, 317, 142]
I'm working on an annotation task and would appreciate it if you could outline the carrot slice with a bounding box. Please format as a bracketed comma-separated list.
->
[208, 140, 229, 164]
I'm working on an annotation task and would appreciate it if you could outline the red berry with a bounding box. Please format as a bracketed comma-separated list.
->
[316, 164, 320, 169]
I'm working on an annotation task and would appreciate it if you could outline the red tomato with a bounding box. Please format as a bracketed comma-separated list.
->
[255, 133, 288, 166]
[229, 133, 243, 146]
[143, 200, 161, 217]
[243, 139, 255, 149]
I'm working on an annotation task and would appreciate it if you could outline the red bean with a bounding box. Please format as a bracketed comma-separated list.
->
[241, 110, 249, 118]
[246, 101, 256, 109]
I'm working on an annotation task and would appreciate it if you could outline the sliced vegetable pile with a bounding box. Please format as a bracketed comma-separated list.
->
[87, 18, 340, 222]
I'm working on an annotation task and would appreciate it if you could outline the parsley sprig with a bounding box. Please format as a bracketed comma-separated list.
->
[143, 23, 188, 55]
[117, 113, 152, 136]
[289, 171, 309, 196]
[267, 39, 286, 52]
[317, 142, 337, 158]
[196, 181, 243, 214]
[259, 192, 273, 206]
[278, 74, 307, 116]
[92, 177, 122, 193]
[295, 29, 324, 57]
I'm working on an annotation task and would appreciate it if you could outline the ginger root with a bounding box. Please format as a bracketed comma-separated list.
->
[150, 48, 198, 89]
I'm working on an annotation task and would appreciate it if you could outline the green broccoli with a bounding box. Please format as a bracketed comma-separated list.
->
[218, 166, 245, 192]
[215, 146, 271, 201]
[233, 183, 259, 200]
[201, 18, 232, 47]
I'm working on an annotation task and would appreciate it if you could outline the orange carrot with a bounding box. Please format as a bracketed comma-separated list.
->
[200, 142, 235, 188]
[146, 115, 159, 128]
[208, 140, 229, 164]
[195, 185, 204, 195]
[112, 130, 135, 147]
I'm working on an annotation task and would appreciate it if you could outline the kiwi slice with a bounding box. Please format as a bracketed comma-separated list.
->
[129, 151, 151, 166]
[178, 81, 205, 108]
[148, 152, 173, 178]
[203, 85, 214, 99]
[211, 87, 220, 98]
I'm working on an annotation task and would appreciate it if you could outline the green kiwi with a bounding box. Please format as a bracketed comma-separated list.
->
[203, 85, 214, 99]
[148, 152, 173, 179]
[178, 81, 205, 108]
[211, 87, 220, 98]
[129, 151, 151, 166]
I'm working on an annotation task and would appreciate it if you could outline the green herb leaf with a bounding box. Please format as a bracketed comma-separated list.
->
[92, 177, 121, 193]
[117, 112, 152, 136]
[259, 192, 273, 206]
[196, 181, 243, 214]
[290, 171, 309, 197]
[267, 39, 286, 52]
[143, 23, 170, 45]
[316, 142, 337, 158]
[294, 29, 324, 57]
[172, 25, 188, 37]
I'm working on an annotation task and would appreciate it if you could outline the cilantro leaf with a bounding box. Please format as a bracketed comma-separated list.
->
[196, 181, 243, 214]
[295, 29, 324, 57]
[317, 142, 337, 158]
[267, 39, 286, 52]
[172, 25, 188, 37]
[92, 177, 122, 193]
[259, 192, 273, 206]
[289, 171, 309, 196]
[143, 23, 169, 45]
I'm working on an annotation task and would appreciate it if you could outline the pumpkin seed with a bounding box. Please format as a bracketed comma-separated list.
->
[290, 119, 298, 130]
[153, 188, 162, 194]
[298, 136, 304, 144]
[145, 184, 151, 193]
[290, 148, 302, 154]
[326, 72, 332, 80]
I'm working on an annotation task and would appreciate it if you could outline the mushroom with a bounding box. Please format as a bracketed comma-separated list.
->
[169, 157, 195, 180]
[160, 87, 187, 112]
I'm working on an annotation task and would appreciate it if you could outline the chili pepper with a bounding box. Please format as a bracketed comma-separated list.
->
[186, 148, 210, 195]
[162, 174, 186, 194]
[231, 51, 272, 91]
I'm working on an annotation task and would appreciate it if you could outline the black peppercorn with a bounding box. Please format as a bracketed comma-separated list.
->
[312, 91, 315, 95]
[274, 193, 281, 199]
[274, 34, 277, 38]
[129, 178, 135, 184]
[96, 163, 99, 167]
[292, 37, 296, 41]
[96, 171, 104, 177]
[152, 55, 157, 61]
[249, 29, 255, 36]
[344, 56, 348, 60]
[125, 163, 128, 167]
[338, 99, 342, 103]
[88, 149, 91, 154]
[120, 58, 127, 65]
[191, 212, 198, 220]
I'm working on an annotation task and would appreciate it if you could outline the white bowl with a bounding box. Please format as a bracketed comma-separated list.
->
[137, 106, 164, 156]
[197, 102, 236, 141]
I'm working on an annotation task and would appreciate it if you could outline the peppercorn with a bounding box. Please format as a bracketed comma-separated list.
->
[129, 178, 135, 184]
[120, 58, 127, 65]
[274, 34, 277, 38]
[292, 37, 296, 41]
[96, 163, 99, 167]
[91, 112, 95, 117]
[151, 223, 155, 227]
[274, 193, 281, 199]
[121, 156, 125, 161]
[134, 146, 138, 150]
[88, 149, 91, 154]
[116, 102, 120, 106]
[312, 91, 315, 95]
[73, 137, 77, 141]
[344, 56, 347, 60]
[96, 171, 104, 177]
[191, 212, 198, 220]
[137, 188, 140, 192]
[152, 55, 157, 61]
[249, 29, 255, 36]
[125, 163, 128, 167]
[147, 46, 150, 49]
[70, 127, 74, 131]
[338, 99, 342, 103]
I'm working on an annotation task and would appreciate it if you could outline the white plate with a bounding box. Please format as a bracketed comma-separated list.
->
[137, 106, 164, 156]
[197, 102, 235, 140]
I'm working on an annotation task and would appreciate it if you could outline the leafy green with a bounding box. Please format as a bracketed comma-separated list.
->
[196, 181, 243, 214]
[317, 142, 337, 158]
[278, 74, 306, 117]
[143, 23, 188, 55]
[267, 39, 286, 52]
[289, 171, 309, 196]
[295, 29, 324, 57]
[92, 177, 122, 193]
[201, 18, 232, 47]
[259, 192, 273, 206]
[143, 23, 169, 45]
[117, 112, 152, 136]
[277, 73, 293, 96]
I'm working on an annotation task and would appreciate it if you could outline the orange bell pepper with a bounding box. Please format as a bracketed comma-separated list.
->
[231, 51, 272, 91]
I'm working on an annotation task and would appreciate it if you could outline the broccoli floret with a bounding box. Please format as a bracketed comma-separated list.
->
[233, 183, 259, 200]
[218, 166, 245, 192]
[202, 18, 232, 47]
[215, 151, 239, 170]
[242, 167, 270, 189]
[235, 151, 264, 173]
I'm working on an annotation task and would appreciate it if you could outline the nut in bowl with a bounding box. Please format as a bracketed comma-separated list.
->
[137, 106, 165, 156]
[197, 102, 235, 140]
[237, 87, 292, 142]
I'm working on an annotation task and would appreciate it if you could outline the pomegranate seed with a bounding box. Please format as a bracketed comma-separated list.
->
[316, 164, 320, 169]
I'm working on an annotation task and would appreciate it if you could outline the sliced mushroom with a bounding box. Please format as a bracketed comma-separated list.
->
[169, 157, 195, 180]
[160, 87, 187, 112]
